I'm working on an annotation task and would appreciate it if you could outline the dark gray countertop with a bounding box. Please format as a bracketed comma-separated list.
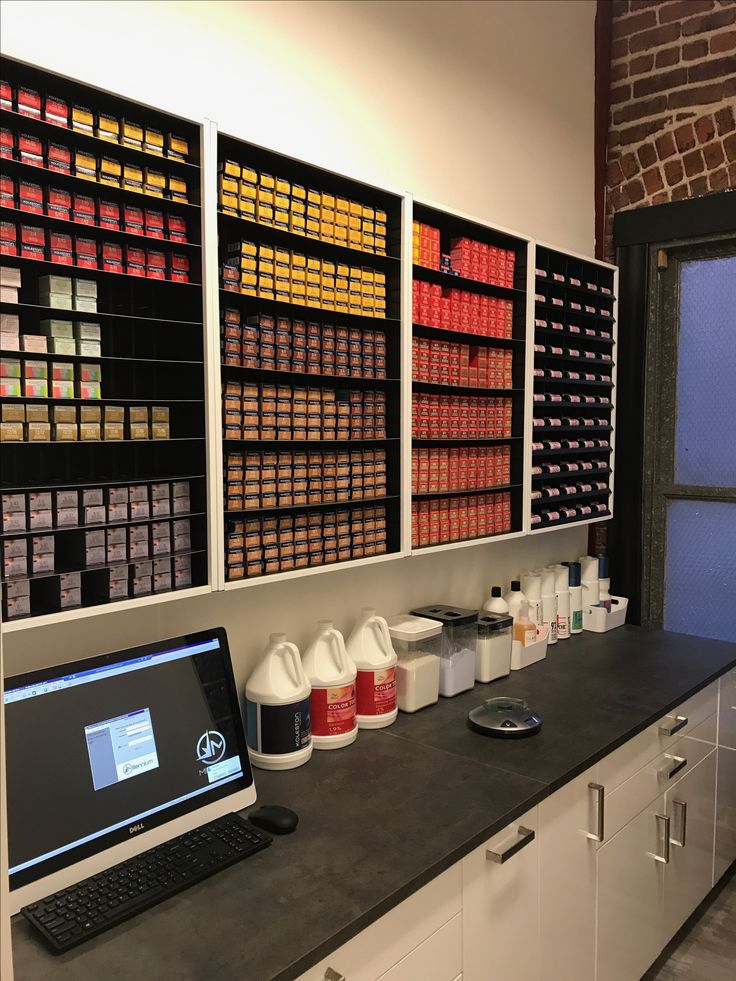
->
[12, 627, 736, 981]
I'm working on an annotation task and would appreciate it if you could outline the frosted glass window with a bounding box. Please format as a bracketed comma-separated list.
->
[674, 256, 736, 487]
[664, 499, 736, 642]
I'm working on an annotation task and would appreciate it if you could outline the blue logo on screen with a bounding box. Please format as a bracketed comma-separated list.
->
[196, 730, 226, 765]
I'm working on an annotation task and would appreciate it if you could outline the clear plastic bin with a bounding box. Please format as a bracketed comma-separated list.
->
[476, 611, 513, 683]
[387, 614, 442, 713]
[410, 605, 477, 697]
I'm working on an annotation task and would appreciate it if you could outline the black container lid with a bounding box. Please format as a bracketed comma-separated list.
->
[477, 611, 513, 632]
[510, 580, 521, 591]
[411, 605, 478, 627]
[490, 586, 502, 597]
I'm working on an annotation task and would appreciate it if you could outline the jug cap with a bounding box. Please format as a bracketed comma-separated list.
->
[317, 619, 334, 631]
[269, 632, 287, 644]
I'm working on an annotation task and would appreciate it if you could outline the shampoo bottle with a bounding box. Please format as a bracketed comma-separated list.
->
[302, 620, 357, 750]
[552, 564, 571, 640]
[503, 580, 528, 621]
[483, 586, 509, 614]
[346, 608, 398, 729]
[245, 633, 312, 770]
[539, 567, 558, 645]
[513, 601, 537, 647]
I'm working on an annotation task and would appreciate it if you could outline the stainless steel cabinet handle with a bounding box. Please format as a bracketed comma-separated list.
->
[648, 813, 671, 864]
[659, 755, 687, 780]
[587, 782, 605, 842]
[486, 825, 535, 863]
[659, 715, 688, 736]
[671, 799, 687, 848]
[324, 969, 346, 981]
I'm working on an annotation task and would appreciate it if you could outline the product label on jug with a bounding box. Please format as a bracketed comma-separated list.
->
[356, 667, 396, 716]
[246, 697, 311, 755]
[311, 683, 357, 736]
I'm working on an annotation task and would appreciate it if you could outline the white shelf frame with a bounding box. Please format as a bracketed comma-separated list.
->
[527, 241, 619, 535]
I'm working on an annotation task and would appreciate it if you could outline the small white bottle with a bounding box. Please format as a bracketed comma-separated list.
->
[302, 620, 357, 750]
[566, 561, 584, 633]
[520, 573, 543, 630]
[503, 580, 528, 622]
[552, 564, 571, 640]
[483, 586, 509, 614]
[539, 567, 558, 645]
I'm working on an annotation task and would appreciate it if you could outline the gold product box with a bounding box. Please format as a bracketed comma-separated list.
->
[167, 134, 190, 161]
[144, 128, 164, 155]
[72, 105, 94, 134]
[96, 112, 120, 142]
[221, 159, 241, 178]
[122, 119, 144, 148]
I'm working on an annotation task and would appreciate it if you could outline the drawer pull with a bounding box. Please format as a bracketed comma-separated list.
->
[324, 969, 346, 981]
[659, 715, 688, 737]
[486, 825, 535, 864]
[587, 782, 605, 842]
[648, 813, 671, 864]
[659, 755, 687, 780]
[671, 799, 687, 848]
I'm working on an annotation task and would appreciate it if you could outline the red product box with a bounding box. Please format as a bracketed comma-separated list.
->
[0, 80, 12, 111]
[47, 142, 72, 173]
[17, 87, 41, 119]
[98, 200, 120, 230]
[0, 128, 14, 160]
[21, 223, 45, 260]
[102, 242, 123, 264]
[44, 94, 69, 128]
[146, 250, 166, 280]
[145, 210, 164, 239]
[46, 186, 72, 221]
[123, 205, 144, 235]
[169, 253, 189, 283]
[0, 175, 14, 208]
[75, 236, 98, 268]
[0, 221, 18, 255]
[73, 193, 96, 226]
[126, 244, 146, 277]
[18, 132, 43, 167]
[18, 180, 43, 214]
[166, 214, 187, 243]
[49, 230, 73, 265]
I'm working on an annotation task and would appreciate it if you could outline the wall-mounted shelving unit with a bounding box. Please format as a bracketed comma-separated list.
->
[410, 202, 530, 553]
[528, 243, 618, 533]
[0, 57, 209, 626]
[214, 132, 406, 587]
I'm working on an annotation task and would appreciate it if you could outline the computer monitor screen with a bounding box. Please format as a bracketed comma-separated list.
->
[5, 627, 254, 897]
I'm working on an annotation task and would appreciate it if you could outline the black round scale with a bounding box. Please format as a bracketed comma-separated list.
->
[467, 697, 543, 738]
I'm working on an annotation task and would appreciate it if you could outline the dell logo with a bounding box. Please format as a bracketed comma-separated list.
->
[129, 822, 145, 835]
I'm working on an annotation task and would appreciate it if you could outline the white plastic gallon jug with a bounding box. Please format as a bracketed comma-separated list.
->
[346, 608, 398, 729]
[302, 620, 357, 750]
[245, 633, 312, 770]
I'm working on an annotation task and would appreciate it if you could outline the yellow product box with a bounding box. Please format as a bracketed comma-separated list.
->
[241, 284, 257, 296]
[145, 168, 166, 195]
[362, 205, 375, 221]
[144, 128, 164, 156]
[335, 225, 348, 244]
[96, 112, 120, 143]
[320, 222, 334, 241]
[348, 229, 362, 247]
[257, 203, 274, 225]
[321, 293, 335, 311]
[72, 105, 94, 134]
[291, 252, 306, 269]
[362, 220, 375, 236]
[337, 262, 349, 278]
[258, 287, 275, 300]
[274, 191, 289, 210]
[321, 192, 335, 210]
[241, 272, 257, 288]
[306, 285, 321, 306]
[335, 275, 348, 292]
[362, 284, 375, 300]
[322, 261, 335, 278]
[361, 268, 374, 284]
[334, 210, 348, 229]
[290, 214, 306, 235]
[169, 176, 188, 202]
[167, 134, 189, 161]
[258, 187, 274, 207]
[306, 269, 320, 287]
[240, 200, 256, 219]
[123, 163, 143, 190]
[375, 209, 387, 224]
[219, 158, 239, 179]
[241, 166, 258, 185]
[75, 150, 97, 181]
[122, 119, 144, 148]
[259, 274, 275, 292]
[307, 256, 321, 273]
[274, 208, 289, 230]
[292, 183, 306, 201]
[374, 271, 386, 287]
[349, 201, 362, 217]
[290, 267, 306, 283]
[240, 255, 257, 272]
[259, 260, 275, 277]
[306, 203, 320, 221]
[336, 196, 349, 213]
[220, 174, 238, 195]
[240, 240, 257, 257]
[275, 177, 291, 195]
[307, 188, 320, 205]
[321, 207, 336, 225]
[98, 159, 121, 187]
[362, 234, 375, 251]
[291, 282, 306, 301]
[290, 198, 306, 216]
[260, 244, 275, 261]
[239, 181, 257, 201]
[374, 283, 386, 299]
[335, 298, 348, 313]
[306, 219, 319, 238]
[260, 172, 275, 191]
[275, 247, 290, 266]
[375, 237, 387, 256]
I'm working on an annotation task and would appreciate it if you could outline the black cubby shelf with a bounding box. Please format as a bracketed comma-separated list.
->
[411, 200, 529, 551]
[1, 56, 209, 624]
[216, 130, 405, 584]
[529, 243, 617, 533]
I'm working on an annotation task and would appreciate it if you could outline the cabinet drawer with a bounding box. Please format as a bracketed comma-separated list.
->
[597, 682, 718, 796]
[719, 667, 736, 751]
[377, 912, 461, 981]
[603, 732, 715, 843]
[296, 864, 461, 981]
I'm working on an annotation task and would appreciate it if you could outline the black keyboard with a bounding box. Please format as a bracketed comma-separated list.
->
[22, 813, 271, 953]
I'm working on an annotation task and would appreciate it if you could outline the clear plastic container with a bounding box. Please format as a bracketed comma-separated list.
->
[410, 605, 477, 697]
[387, 614, 442, 713]
[475, 611, 514, 683]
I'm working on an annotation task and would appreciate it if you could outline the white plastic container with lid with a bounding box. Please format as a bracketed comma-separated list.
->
[503, 581, 528, 622]
[302, 620, 357, 750]
[411, 605, 477, 697]
[345, 608, 398, 729]
[245, 633, 312, 770]
[387, 614, 441, 713]
[483, 586, 509, 614]
[476, 611, 513, 683]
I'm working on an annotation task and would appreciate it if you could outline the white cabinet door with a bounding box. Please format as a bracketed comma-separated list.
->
[462, 807, 539, 981]
[596, 794, 667, 981]
[538, 767, 598, 981]
[715, 746, 736, 882]
[663, 750, 717, 937]
[719, 668, 736, 750]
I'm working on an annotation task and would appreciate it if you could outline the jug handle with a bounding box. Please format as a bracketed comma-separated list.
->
[372, 615, 396, 661]
[280, 641, 304, 687]
[326, 628, 350, 675]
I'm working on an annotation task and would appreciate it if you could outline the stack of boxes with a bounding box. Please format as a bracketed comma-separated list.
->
[412, 446, 511, 495]
[226, 504, 388, 579]
[411, 492, 512, 548]
[222, 242, 386, 318]
[448, 238, 515, 288]
[413, 280, 513, 338]
[412, 337, 513, 389]
[220, 310, 388, 378]
[412, 222, 440, 270]
[218, 161, 387, 255]
[0, 397, 170, 443]
[224, 448, 388, 510]
[412, 393, 512, 440]
[222, 382, 386, 442]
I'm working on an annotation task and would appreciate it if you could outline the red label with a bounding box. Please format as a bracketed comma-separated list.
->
[310, 683, 357, 737]
[356, 667, 396, 716]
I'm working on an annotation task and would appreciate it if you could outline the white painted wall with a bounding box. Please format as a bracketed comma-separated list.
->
[0, 1, 596, 682]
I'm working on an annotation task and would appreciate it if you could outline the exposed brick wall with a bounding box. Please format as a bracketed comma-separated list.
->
[604, 0, 736, 259]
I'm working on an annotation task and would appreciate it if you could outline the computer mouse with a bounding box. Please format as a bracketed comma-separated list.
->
[248, 805, 299, 835]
